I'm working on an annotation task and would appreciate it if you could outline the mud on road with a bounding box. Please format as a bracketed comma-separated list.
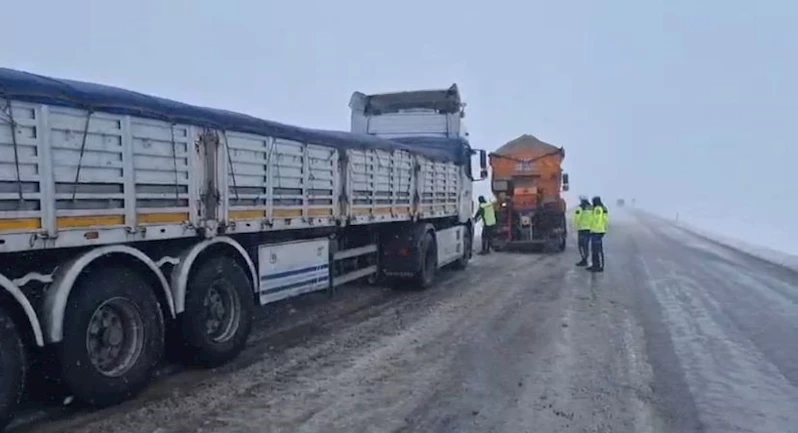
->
[15, 226, 670, 433]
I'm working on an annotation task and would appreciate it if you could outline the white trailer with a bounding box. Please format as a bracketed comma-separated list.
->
[0, 69, 487, 429]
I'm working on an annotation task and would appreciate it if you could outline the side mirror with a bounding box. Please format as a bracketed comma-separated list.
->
[562, 172, 570, 192]
[479, 150, 488, 180]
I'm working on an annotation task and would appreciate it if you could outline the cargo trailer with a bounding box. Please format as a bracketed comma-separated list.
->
[0, 70, 486, 429]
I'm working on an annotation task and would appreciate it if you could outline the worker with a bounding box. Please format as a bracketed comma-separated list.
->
[574, 196, 593, 266]
[474, 195, 497, 254]
[588, 195, 609, 272]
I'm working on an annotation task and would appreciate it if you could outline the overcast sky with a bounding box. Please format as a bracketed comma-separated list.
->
[4, 0, 797, 250]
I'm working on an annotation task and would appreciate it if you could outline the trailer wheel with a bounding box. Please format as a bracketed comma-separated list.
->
[415, 231, 438, 289]
[181, 256, 253, 367]
[0, 308, 26, 431]
[58, 266, 164, 408]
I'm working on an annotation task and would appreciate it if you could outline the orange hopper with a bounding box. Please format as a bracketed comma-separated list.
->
[488, 134, 569, 252]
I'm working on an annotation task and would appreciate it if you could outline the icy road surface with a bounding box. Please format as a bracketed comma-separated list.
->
[14, 211, 798, 433]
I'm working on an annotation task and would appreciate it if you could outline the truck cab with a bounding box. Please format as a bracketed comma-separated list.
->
[349, 84, 468, 140]
[348, 84, 487, 280]
[348, 83, 488, 205]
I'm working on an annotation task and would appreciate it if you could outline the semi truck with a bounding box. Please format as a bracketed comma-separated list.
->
[0, 69, 486, 429]
[488, 134, 569, 252]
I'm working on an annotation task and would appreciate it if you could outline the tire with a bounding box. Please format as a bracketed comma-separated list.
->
[558, 234, 567, 252]
[58, 266, 164, 408]
[414, 231, 438, 289]
[453, 225, 472, 270]
[181, 256, 254, 367]
[0, 308, 26, 431]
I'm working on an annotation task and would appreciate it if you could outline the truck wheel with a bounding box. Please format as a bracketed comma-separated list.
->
[58, 266, 164, 408]
[453, 225, 472, 270]
[414, 231, 438, 289]
[0, 308, 26, 431]
[181, 256, 253, 367]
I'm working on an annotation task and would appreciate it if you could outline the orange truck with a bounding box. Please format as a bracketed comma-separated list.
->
[489, 134, 569, 252]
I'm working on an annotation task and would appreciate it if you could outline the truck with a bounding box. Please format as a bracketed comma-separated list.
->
[488, 134, 569, 252]
[0, 69, 487, 429]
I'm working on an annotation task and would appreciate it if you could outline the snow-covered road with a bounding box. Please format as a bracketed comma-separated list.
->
[12, 210, 798, 433]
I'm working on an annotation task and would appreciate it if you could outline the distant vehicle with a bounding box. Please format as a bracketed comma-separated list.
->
[0, 70, 488, 430]
[487, 135, 568, 252]
[617, 198, 625, 207]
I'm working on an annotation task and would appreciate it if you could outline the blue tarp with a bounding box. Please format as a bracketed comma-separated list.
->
[393, 136, 472, 159]
[0, 68, 469, 164]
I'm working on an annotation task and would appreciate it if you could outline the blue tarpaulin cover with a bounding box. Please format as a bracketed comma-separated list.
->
[0, 68, 469, 163]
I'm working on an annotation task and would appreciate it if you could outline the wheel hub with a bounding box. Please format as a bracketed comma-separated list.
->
[202, 281, 240, 343]
[86, 297, 145, 377]
[104, 326, 123, 346]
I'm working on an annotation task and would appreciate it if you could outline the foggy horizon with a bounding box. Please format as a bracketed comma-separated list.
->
[4, 0, 796, 252]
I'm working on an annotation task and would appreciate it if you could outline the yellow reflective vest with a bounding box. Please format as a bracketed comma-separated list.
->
[590, 206, 609, 233]
[480, 202, 496, 226]
[574, 206, 593, 231]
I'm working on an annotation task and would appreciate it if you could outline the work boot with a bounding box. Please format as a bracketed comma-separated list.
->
[588, 266, 604, 273]
[575, 260, 587, 267]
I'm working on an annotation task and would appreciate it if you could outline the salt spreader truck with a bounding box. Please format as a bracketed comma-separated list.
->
[0, 70, 486, 429]
[489, 134, 569, 252]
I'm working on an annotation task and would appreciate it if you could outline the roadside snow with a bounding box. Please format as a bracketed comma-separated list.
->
[636, 209, 798, 272]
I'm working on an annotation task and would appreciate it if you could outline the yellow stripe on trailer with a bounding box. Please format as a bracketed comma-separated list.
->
[352, 207, 412, 216]
[57, 215, 125, 229]
[138, 212, 189, 225]
[308, 208, 333, 217]
[0, 218, 42, 232]
[229, 210, 266, 221]
[273, 209, 302, 218]
[55, 212, 188, 229]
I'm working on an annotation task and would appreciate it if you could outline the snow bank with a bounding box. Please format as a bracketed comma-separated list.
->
[638, 209, 798, 272]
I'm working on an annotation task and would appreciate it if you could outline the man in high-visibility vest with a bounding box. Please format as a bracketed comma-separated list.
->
[574, 196, 593, 266]
[474, 195, 497, 254]
[588, 195, 609, 272]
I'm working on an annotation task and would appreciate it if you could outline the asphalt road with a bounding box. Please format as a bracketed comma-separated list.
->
[12, 210, 798, 433]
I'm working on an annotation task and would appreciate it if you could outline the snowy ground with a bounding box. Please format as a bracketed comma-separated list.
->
[13, 208, 798, 433]
[635, 202, 798, 257]
[475, 202, 798, 272]
[636, 208, 798, 272]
